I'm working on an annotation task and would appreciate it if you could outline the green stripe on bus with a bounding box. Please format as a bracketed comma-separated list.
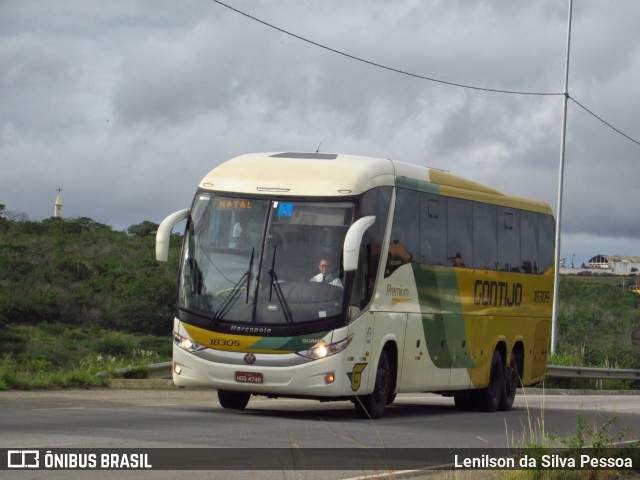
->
[395, 177, 440, 194]
[413, 265, 475, 369]
[250, 332, 329, 352]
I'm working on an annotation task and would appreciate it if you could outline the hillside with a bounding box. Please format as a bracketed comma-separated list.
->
[0, 217, 181, 336]
[557, 275, 640, 368]
[1, 217, 639, 370]
[558, 276, 639, 348]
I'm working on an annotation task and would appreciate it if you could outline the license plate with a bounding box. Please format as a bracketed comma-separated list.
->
[235, 371, 263, 384]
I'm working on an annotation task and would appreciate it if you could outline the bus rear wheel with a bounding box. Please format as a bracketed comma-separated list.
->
[217, 390, 250, 410]
[354, 351, 390, 419]
[500, 351, 520, 411]
[472, 350, 503, 412]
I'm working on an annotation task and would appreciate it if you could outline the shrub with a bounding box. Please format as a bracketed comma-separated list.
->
[93, 334, 134, 357]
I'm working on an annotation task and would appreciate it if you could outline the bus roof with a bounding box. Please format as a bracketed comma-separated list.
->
[199, 152, 553, 215]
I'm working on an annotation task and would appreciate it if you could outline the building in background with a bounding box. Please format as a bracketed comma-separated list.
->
[54, 188, 63, 218]
[586, 255, 640, 275]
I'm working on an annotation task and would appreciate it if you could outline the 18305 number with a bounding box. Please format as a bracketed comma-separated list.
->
[533, 290, 551, 303]
[210, 338, 241, 347]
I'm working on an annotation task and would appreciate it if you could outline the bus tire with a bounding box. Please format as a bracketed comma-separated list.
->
[473, 350, 503, 412]
[354, 351, 390, 419]
[500, 352, 520, 411]
[217, 390, 250, 410]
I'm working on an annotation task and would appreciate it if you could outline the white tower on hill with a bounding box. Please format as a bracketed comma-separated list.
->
[54, 187, 63, 218]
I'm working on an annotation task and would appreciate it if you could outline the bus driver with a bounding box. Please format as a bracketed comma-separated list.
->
[310, 258, 343, 288]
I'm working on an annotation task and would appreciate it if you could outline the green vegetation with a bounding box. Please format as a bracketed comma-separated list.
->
[548, 275, 640, 390]
[0, 217, 181, 334]
[1, 216, 639, 389]
[0, 217, 179, 389]
[557, 275, 640, 353]
[494, 413, 637, 480]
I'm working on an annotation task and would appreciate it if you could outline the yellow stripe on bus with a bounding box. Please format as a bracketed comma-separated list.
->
[183, 324, 265, 353]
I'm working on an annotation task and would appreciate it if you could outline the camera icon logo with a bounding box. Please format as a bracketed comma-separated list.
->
[7, 450, 40, 468]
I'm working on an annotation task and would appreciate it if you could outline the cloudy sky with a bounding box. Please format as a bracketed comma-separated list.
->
[2, 0, 639, 266]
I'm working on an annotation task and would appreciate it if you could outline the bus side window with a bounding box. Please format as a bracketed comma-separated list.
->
[447, 198, 473, 269]
[419, 195, 447, 265]
[472, 203, 498, 270]
[498, 209, 520, 272]
[538, 214, 555, 274]
[350, 187, 392, 309]
[520, 212, 538, 274]
[385, 189, 418, 277]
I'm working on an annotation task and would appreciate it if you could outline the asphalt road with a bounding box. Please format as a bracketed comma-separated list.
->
[2, 388, 639, 479]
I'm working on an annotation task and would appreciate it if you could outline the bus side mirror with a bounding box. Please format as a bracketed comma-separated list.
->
[343, 216, 375, 272]
[156, 208, 190, 262]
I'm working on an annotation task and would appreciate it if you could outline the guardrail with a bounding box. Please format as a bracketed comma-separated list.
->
[546, 365, 640, 381]
[110, 363, 640, 382]
[146, 362, 173, 379]
[106, 362, 172, 379]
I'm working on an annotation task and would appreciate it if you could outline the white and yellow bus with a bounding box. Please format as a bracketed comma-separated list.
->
[156, 152, 554, 418]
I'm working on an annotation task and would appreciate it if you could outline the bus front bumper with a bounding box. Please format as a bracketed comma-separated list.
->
[172, 344, 349, 398]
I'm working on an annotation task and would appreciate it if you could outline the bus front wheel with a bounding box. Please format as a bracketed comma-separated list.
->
[217, 390, 250, 410]
[354, 351, 390, 419]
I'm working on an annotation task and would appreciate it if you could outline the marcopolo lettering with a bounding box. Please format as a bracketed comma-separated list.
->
[229, 325, 272, 334]
[473, 280, 522, 307]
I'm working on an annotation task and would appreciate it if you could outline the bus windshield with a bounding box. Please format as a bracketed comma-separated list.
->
[179, 194, 354, 327]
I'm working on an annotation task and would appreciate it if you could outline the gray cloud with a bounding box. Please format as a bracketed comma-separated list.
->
[1, 0, 639, 267]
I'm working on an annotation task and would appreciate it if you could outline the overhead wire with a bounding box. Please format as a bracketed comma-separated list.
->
[568, 96, 640, 147]
[212, 0, 561, 97]
[212, 0, 640, 148]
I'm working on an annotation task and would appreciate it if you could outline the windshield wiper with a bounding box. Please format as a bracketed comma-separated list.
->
[246, 247, 254, 304]
[268, 246, 296, 334]
[210, 248, 254, 328]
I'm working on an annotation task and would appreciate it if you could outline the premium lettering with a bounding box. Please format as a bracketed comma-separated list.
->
[386, 284, 410, 297]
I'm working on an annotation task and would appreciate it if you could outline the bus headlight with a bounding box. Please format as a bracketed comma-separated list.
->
[173, 332, 207, 352]
[297, 335, 352, 360]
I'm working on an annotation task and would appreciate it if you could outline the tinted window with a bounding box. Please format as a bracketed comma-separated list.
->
[351, 187, 392, 305]
[520, 212, 538, 274]
[419, 195, 447, 265]
[472, 203, 498, 270]
[386, 189, 418, 276]
[498, 208, 520, 272]
[447, 199, 473, 268]
[538, 214, 555, 273]
[385, 188, 552, 276]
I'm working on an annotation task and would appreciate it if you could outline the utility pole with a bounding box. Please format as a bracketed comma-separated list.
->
[551, 0, 574, 354]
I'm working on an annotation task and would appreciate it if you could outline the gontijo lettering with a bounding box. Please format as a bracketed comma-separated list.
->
[474, 280, 522, 307]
